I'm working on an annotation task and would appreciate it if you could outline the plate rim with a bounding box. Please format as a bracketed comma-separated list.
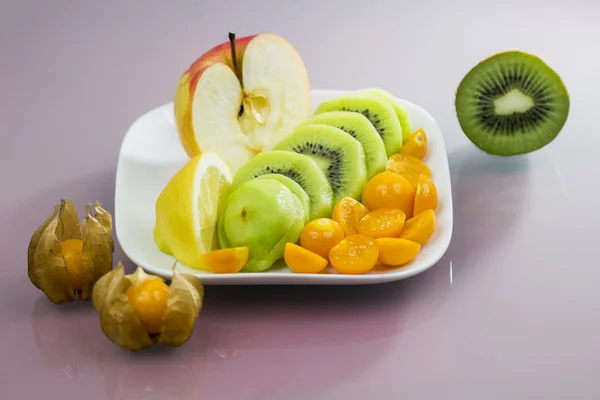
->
[114, 89, 454, 284]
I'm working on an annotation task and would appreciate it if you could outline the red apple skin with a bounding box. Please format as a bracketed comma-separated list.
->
[174, 34, 258, 158]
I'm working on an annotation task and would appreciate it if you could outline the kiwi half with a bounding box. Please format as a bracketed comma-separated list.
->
[255, 174, 311, 223]
[455, 50, 569, 155]
[299, 111, 387, 179]
[273, 124, 368, 204]
[356, 88, 413, 142]
[314, 94, 403, 156]
[231, 150, 334, 219]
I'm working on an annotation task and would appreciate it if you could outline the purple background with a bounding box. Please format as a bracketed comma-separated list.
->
[2, 1, 600, 398]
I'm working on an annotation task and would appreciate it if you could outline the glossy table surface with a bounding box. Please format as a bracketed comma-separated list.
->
[2, 1, 600, 398]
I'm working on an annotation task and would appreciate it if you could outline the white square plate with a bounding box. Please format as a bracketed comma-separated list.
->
[115, 89, 453, 285]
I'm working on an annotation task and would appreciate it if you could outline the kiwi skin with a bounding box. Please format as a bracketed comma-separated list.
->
[299, 111, 387, 180]
[455, 50, 570, 156]
[314, 94, 403, 156]
[273, 124, 368, 204]
[230, 150, 334, 220]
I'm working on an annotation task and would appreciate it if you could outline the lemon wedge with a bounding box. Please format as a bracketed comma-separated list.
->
[154, 153, 232, 270]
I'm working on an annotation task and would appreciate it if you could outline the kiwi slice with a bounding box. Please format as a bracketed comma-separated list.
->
[255, 174, 311, 223]
[356, 88, 413, 142]
[299, 111, 387, 179]
[314, 94, 403, 156]
[455, 50, 570, 155]
[273, 124, 368, 204]
[231, 150, 334, 219]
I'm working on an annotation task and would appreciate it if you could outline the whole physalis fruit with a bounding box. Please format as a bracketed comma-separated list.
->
[27, 199, 114, 304]
[93, 263, 204, 351]
[361, 171, 416, 218]
[299, 218, 345, 260]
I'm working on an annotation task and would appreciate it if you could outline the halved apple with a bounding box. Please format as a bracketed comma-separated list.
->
[174, 33, 311, 174]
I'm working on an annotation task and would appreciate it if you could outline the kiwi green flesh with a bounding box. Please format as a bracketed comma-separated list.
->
[273, 124, 368, 204]
[455, 50, 570, 155]
[356, 88, 413, 142]
[314, 94, 403, 156]
[300, 111, 387, 179]
[255, 174, 311, 224]
[231, 150, 334, 220]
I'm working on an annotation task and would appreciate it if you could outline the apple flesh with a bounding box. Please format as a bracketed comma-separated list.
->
[174, 33, 311, 174]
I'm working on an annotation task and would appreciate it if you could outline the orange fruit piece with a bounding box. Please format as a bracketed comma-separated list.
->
[61, 238, 84, 291]
[284, 243, 328, 274]
[203, 247, 249, 273]
[375, 238, 421, 266]
[300, 218, 345, 260]
[357, 208, 406, 238]
[127, 278, 170, 334]
[361, 171, 415, 218]
[400, 128, 428, 160]
[329, 234, 379, 275]
[386, 153, 432, 189]
[414, 175, 438, 215]
[331, 197, 370, 236]
[399, 209, 436, 245]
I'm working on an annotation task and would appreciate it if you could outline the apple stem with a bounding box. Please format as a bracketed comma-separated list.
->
[229, 32, 243, 89]
[229, 32, 244, 117]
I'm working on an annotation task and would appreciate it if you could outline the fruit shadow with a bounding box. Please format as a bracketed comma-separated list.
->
[443, 144, 531, 281]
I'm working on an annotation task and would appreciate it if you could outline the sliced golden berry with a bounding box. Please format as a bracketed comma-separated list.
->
[284, 243, 328, 273]
[375, 238, 421, 266]
[400, 128, 428, 160]
[331, 197, 370, 236]
[414, 175, 438, 216]
[386, 153, 432, 189]
[203, 247, 248, 273]
[399, 209, 436, 245]
[329, 234, 379, 275]
[357, 208, 406, 238]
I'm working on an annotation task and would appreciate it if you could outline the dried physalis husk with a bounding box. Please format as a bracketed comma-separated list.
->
[93, 263, 204, 351]
[27, 199, 114, 304]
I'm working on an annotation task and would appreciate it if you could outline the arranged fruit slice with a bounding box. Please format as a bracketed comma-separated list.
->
[414, 174, 438, 215]
[332, 197, 370, 236]
[203, 247, 249, 273]
[231, 150, 334, 219]
[154, 153, 232, 270]
[329, 234, 379, 275]
[361, 171, 415, 217]
[299, 218, 345, 260]
[386, 153, 432, 189]
[218, 178, 306, 272]
[174, 32, 311, 174]
[401, 128, 428, 160]
[399, 209, 436, 245]
[314, 93, 403, 156]
[356, 87, 413, 142]
[256, 174, 310, 223]
[274, 124, 368, 203]
[299, 111, 387, 179]
[375, 238, 421, 266]
[357, 208, 406, 238]
[284, 243, 328, 274]
[455, 50, 569, 155]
